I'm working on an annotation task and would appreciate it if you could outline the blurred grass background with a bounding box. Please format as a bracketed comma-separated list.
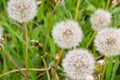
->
[0, 0, 120, 80]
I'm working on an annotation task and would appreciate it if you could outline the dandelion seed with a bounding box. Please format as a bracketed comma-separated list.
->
[90, 9, 112, 31]
[7, 0, 37, 23]
[62, 49, 95, 80]
[52, 20, 83, 49]
[94, 28, 120, 56]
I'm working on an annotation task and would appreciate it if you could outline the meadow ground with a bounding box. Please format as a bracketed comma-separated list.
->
[0, 0, 120, 80]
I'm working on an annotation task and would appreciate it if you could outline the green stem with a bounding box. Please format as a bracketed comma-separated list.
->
[43, 4, 57, 51]
[24, 22, 29, 80]
[0, 68, 51, 77]
[75, 0, 80, 21]
[41, 56, 51, 80]
[86, 31, 97, 48]
[93, 46, 97, 57]
[52, 49, 64, 80]
[101, 57, 108, 80]
[0, 45, 26, 78]
[111, 57, 119, 80]
[96, 55, 104, 60]
[106, 0, 110, 10]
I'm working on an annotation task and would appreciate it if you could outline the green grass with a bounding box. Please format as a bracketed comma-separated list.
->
[0, 0, 120, 80]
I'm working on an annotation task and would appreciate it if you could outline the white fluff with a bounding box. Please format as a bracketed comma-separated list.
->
[7, 0, 37, 23]
[62, 49, 95, 80]
[90, 9, 112, 31]
[52, 20, 83, 49]
[94, 28, 120, 56]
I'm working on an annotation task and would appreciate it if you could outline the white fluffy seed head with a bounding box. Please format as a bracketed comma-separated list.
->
[7, 0, 37, 23]
[90, 9, 112, 31]
[94, 28, 120, 56]
[62, 49, 95, 80]
[52, 20, 83, 49]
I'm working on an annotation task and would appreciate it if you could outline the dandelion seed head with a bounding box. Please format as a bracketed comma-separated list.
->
[52, 20, 83, 49]
[7, 0, 37, 23]
[94, 28, 120, 56]
[90, 9, 112, 31]
[62, 49, 95, 80]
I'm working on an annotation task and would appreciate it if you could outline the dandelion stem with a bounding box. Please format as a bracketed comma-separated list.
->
[93, 46, 97, 57]
[0, 68, 51, 78]
[86, 31, 97, 48]
[106, 0, 110, 10]
[0, 45, 26, 78]
[23, 22, 29, 80]
[43, 4, 57, 51]
[75, 0, 80, 21]
[41, 56, 51, 80]
[52, 49, 64, 80]
[101, 57, 108, 80]
[96, 55, 104, 60]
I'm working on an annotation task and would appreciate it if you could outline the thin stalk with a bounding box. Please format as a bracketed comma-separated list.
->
[23, 22, 29, 80]
[41, 56, 51, 80]
[52, 49, 64, 80]
[43, 4, 57, 51]
[86, 31, 97, 48]
[0, 45, 26, 78]
[0, 68, 51, 77]
[75, 0, 80, 21]
[93, 46, 97, 57]
[101, 57, 108, 80]
[106, 0, 111, 10]
[96, 55, 104, 60]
